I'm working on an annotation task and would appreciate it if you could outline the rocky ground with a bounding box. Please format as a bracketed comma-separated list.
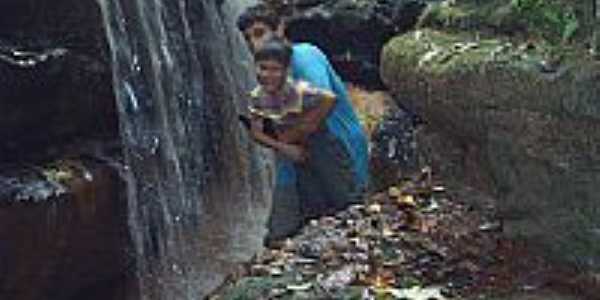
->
[208, 173, 591, 300]
[207, 87, 597, 300]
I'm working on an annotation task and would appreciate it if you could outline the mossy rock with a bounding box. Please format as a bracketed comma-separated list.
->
[416, 0, 525, 35]
[381, 28, 598, 121]
[416, 0, 588, 43]
[380, 28, 600, 272]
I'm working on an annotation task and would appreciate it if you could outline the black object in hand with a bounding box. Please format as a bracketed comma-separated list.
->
[238, 114, 277, 138]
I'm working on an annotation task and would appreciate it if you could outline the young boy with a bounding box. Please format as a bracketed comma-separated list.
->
[247, 37, 362, 242]
[238, 3, 369, 190]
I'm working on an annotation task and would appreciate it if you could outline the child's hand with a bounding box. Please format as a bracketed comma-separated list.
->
[277, 128, 307, 145]
[279, 144, 307, 163]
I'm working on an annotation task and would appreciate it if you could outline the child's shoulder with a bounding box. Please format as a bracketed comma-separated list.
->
[294, 80, 335, 99]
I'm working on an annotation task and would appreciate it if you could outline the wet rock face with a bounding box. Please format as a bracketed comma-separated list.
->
[100, 0, 275, 298]
[0, 0, 116, 163]
[2, 0, 273, 298]
[380, 29, 600, 272]
[0, 159, 134, 300]
[284, 0, 428, 88]
[0, 2, 130, 298]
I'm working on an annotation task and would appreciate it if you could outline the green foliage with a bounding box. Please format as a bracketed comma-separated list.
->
[511, 0, 580, 43]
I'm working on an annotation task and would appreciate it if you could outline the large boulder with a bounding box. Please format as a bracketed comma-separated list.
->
[0, 1, 130, 298]
[0, 0, 116, 163]
[0, 154, 135, 300]
[381, 28, 600, 271]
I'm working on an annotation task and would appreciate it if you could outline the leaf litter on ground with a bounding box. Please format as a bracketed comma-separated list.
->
[210, 166, 513, 300]
[209, 87, 595, 300]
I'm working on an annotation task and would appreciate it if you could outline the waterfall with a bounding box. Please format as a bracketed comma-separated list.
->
[98, 0, 274, 298]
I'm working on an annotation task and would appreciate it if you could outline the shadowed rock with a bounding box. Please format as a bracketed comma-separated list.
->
[0, 0, 116, 163]
[282, 0, 428, 88]
[1, 0, 275, 299]
[0, 158, 134, 300]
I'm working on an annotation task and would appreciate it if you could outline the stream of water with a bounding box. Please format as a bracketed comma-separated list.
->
[98, 0, 273, 298]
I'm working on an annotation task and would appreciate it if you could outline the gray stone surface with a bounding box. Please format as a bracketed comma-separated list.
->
[381, 28, 600, 272]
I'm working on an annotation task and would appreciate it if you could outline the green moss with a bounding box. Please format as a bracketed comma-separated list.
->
[416, 1, 472, 29]
[416, 0, 588, 46]
[383, 29, 589, 78]
[384, 29, 510, 76]
[417, 0, 519, 33]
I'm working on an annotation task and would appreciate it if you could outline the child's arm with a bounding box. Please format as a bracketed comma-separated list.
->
[250, 115, 306, 162]
[278, 92, 336, 144]
[300, 92, 336, 133]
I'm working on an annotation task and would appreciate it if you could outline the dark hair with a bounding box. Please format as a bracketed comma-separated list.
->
[254, 36, 293, 67]
[237, 3, 280, 32]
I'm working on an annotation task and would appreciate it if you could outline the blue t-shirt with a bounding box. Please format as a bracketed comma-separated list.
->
[276, 43, 369, 188]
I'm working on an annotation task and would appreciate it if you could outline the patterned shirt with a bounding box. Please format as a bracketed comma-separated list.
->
[248, 79, 335, 132]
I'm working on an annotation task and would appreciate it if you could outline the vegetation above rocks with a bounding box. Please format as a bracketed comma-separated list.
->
[209, 166, 596, 300]
[382, 28, 592, 78]
[380, 0, 600, 282]
[417, 0, 593, 48]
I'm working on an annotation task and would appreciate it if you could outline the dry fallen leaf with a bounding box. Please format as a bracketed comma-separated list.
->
[419, 216, 438, 233]
[388, 186, 402, 198]
[382, 225, 395, 238]
[397, 194, 417, 208]
[286, 282, 312, 291]
[367, 203, 382, 214]
[388, 286, 446, 299]
[269, 267, 283, 276]
[319, 265, 357, 291]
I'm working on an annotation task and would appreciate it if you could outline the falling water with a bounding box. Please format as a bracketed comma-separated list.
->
[98, 0, 274, 298]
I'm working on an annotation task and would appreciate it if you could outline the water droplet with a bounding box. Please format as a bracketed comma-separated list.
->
[124, 82, 140, 112]
[132, 54, 141, 72]
[148, 136, 160, 154]
[83, 171, 94, 181]
[161, 43, 173, 68]
[172, 263, 183, 275]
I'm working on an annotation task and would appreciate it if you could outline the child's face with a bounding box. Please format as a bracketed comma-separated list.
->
[256, 58, 287, 95]
[244, 21, 275, 53]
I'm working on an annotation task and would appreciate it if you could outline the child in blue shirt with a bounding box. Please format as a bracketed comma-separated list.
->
[246, 37, 363, 242]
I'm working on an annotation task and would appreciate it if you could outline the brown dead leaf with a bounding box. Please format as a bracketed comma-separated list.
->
[388, 186, 402, 198]
[419, 217, 438, 234]
[382, 225, 395, 238]
[397, 194, 417, 208]
[286, 282, 312, 291]
[367, 203, 382, 214]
